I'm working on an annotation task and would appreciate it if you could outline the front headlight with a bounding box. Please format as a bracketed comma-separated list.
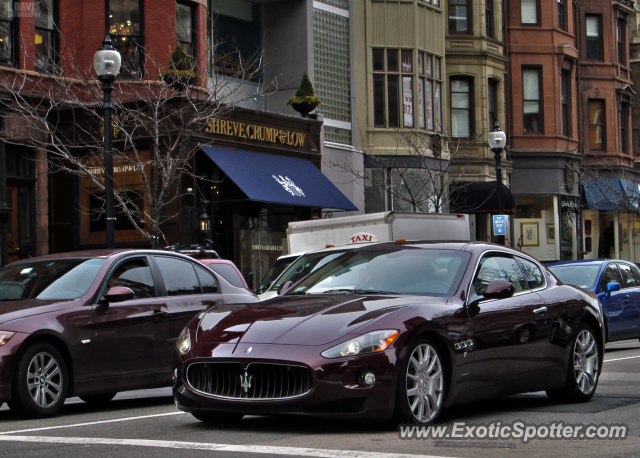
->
[321, 329, 400, 359]
[177, 328, 191, 355]
[0, 331, 15, 346]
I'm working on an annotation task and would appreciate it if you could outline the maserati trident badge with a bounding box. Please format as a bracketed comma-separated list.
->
[240, 371, 252, 393]
[245, 346, 253, 355]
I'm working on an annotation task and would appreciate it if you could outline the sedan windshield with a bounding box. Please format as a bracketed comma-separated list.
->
[291, 249, 471, 297]
[267, 249, 351, 293]
[0, 259, 106, 300]
[257, 256, 298, 294]
[548, 265, 601, 290]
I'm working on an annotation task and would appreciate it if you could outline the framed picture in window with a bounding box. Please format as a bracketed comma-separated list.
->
[547, 224, 555, 244]
[521, 222, 539, 247]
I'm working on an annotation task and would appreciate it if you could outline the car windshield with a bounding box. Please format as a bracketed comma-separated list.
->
[0, 258, 106, 301]
[548, 265, 601, 290]
[267, 250, 351, 293]
[257, 256, 298, 294]
[291, 249, 471, 297]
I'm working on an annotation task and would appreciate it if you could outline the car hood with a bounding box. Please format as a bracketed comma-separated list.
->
[196, 294, 446, 346]
[0, 299, 79, 324]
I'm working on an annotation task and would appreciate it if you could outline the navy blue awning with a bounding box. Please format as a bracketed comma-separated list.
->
[200, 146, 358, 211]
[584, 178, 640, 210]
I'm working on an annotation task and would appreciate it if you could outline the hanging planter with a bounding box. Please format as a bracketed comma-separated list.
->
[286, 72, 321, 117]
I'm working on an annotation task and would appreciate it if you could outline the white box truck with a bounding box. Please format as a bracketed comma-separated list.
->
[286, 211, 471, 254]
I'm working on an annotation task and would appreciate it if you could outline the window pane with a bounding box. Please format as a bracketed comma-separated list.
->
[522, 69, 539, 100]
[427, 54, 432, 77]
[618, 264, 636, 288]
[516, 258, 545, 289]
[599, 265, 622, 293]
[434, 57, 441, 79]
[523, 100, 539, 114]
[403, 76, 414, 127]
[112, 36, 141, 76]
[108, 0, 141, 36]
[108, 259, 155, 299]
[195, 265, 220, 294]
[388, 75, 400, 127]
[474, 256, 529, 295]
[452, 92, 470, 109]
[155, 257, 201, 296]
[402, 50, 412, 72]
[35, 0, 54, 29]
[435, 82, 442, 132]
[590, 101, 603, 124]
[177, 3, 192, 44]
[35, 30, 54, 72]
[452, 110, 470, 137]
[0, 20, 12, 61]
[418, 53, 424, 75]
[451, 79, 469, 94]
[373, 74, 385, 126]
[387, 49, 398, 72]
[427, 79, 434, 130]
[521, 0, 537, 24]
[586, 16, 599, 37]
[419, 78, 425, 129]
[373, 48, 384, 71]
[449, 5, 468, 32]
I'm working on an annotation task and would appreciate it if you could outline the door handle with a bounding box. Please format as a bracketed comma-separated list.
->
[624, 295, 630, 299]
[152, 310, 168, 318]
[533, 307, 548, 314]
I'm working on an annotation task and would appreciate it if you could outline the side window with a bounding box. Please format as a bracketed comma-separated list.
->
[516, 257, 545, 289]
[154, 257, 201, 296]
[631, 265, 640, 285]
[599, 265, 622, 293]
[195, 266, 220, 294]
[473, 255, 529, 296]
[106, 259, 155, 299]
[206, 264, 244, 288]
[617, 264, 636, 289]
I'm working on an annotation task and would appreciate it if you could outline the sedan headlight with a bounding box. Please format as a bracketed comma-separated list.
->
[321, 329, 399, 359]
[0, 331, 15, 346]
[177, 328, 191, 355]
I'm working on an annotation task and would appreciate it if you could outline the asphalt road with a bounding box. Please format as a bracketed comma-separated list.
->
[0, 341, 638, 458]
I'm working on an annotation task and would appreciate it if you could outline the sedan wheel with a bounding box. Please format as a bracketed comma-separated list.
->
[9, 342, 68, 418]
[395, 338, 446, 424]
[546, 323, 600, 403]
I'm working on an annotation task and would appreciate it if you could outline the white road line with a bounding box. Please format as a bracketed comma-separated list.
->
[0, 411, 185, 435]
[0, 436, 456, 458]
[604, 355, 640, 363]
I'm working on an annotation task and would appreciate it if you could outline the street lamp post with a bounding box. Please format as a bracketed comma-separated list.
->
[93, 36, 122, 249]
[488, 121, 507, 245]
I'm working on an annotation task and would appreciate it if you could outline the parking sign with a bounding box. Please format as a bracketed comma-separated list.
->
[493, 215, 507, 236]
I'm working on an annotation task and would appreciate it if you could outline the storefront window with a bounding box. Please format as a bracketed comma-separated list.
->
[560, 198, 579, 261]
[210, 0, 261, 82]
[514, 195, 558, 262]
[107, 0, 143, 77]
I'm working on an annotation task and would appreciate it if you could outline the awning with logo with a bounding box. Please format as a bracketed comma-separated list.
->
[200, 146, 358, 211]
[584, 177, 640, 211]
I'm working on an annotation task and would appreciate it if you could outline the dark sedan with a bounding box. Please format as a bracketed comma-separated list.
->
[173, 242, 604, 425]
[0, 249, 258, 418]
[548, 259, 640, 343]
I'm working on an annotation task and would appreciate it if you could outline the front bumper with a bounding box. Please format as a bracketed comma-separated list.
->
[0, 332, 29, 403]
[173, 342, 400, 419]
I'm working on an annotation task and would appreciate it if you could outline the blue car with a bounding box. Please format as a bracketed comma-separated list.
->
[548, 260, 640, 343]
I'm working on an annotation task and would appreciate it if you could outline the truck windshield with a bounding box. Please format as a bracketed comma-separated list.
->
[267, 249, 351, 292]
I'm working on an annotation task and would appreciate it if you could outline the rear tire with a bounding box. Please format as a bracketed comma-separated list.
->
[8, 342, 68, 418]
[191, 411, 244, 423]
[79, 393, 117, 405]
[394, 336, 446, 424]
[546, 322, 600, 403]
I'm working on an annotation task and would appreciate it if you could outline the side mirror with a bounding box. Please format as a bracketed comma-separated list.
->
[104, 286, 134, 303]
[277, 281, 293, 296]
[605, 282, 621, 298]
[483, 280, 515, 300]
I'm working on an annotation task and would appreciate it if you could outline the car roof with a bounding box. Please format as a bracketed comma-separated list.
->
[7, 249, 201, 264]
[197, 259, 236, 265]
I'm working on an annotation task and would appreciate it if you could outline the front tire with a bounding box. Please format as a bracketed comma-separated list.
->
[191, 411, 244, 423]
[546, 322, 600, 403]
[8, 342, 68, 418]
[394, 337, 446, 424]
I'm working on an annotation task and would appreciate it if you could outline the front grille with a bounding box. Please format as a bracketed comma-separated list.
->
[186, 362, 313, 400]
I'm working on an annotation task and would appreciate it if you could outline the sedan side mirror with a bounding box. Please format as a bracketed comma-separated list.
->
[104, 286, 135, 303]
[277, 281, 293, 296]
[604, 282, 621, 299]
[483, 280, 515, 300]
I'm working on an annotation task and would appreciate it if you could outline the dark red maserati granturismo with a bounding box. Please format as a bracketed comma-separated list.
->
[173, 242, 605, 424]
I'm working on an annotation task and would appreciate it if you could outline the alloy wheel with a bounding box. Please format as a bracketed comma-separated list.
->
[405, 343, 444, 423]
[573, 329, 599, 395]
[26, 352, 63, 408]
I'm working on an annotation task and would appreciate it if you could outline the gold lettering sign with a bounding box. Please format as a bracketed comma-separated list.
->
[86, 165, 140, 177]
[205, 119, 307, 148]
